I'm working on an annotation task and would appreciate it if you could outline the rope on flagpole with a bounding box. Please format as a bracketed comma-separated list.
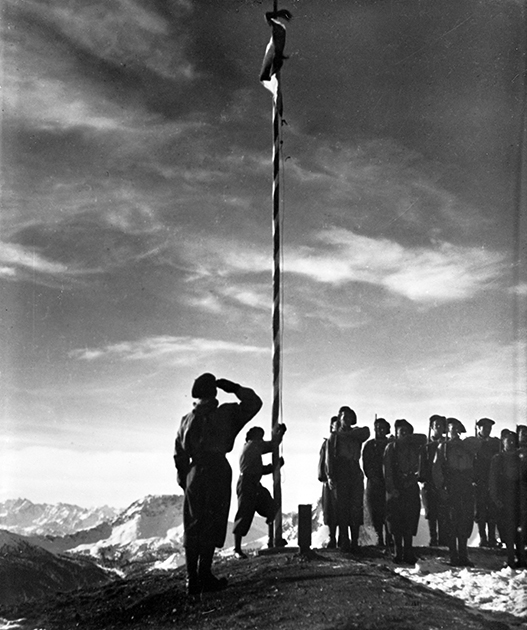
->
[271, 69, 283, 545]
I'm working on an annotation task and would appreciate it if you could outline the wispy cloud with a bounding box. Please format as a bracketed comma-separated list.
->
[289, 229, 505, 302]
[178, 228, 505, 305]
[0, 241, 78, 277]
[70, 335, 268, 364]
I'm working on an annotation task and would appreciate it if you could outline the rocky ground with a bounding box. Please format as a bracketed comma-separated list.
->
[1, 545, 525, 630]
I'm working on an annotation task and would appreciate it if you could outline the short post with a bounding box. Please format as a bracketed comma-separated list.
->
[298, 504, 312, 553]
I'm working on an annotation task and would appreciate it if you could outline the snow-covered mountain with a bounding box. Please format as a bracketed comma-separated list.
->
[0, 499, 119, 536]
[0, 495, 311, 575]
[72, 494, 186, 568]
[0, 529, 111, 605]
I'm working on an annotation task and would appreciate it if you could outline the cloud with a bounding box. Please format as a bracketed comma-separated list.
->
[511, 283, 527, 296]
[0, 241, 77, 277]
[178, 228, 505, 305]
[289, 229, 505, 303]
[70, 335, 269, 365]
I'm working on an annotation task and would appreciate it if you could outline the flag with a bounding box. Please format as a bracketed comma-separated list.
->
[260, 11, 291, 115]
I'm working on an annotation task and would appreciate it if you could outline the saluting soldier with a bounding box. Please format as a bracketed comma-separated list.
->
[174, 373, 262, 595]
[319, 416, 339, 548]
[433, 417, 481, 567]
[384, 419, 427, 564]
[363, 417, 392, 547]
[474, 417, 501, 547]
[419, 414, 448, 547]
[325, 406, 370, 552]
[489, 429, 523, 568]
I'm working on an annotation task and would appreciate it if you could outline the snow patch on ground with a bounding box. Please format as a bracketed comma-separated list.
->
[395, 562, 527, 618]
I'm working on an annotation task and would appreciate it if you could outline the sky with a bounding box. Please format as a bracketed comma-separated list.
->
[1, 0, 527, 512]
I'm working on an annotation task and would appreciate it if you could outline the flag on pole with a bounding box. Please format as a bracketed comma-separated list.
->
[259, 10, 292, 115]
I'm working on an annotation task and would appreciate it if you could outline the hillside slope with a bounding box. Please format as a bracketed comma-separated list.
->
[0, 530, 111, 606]
[0, 548, 521, 630]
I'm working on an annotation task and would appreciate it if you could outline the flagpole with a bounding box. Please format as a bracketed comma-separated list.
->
[259, 2, 291, 549]
[271, 66, 283, 547]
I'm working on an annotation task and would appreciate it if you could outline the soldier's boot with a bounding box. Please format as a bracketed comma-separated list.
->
[375, 526, 384, 547]
[325, 524, 337, 548]
[267, 521, 274, 548]
[198, 545, 228, 592]
[487, 523, 500, 548]
[478, 522, 488, 548]
[403, 534, 417, 564]
[438, 519, 449, 546]
[505, 542, 516, 568]
[234, 533, 247, 559]
[457, 538, 474, 567]
[448, 536, 459, 566]
[385, 527, 393, 548]
[350, 525, 360, 552]
[428, 521, 438, 547]
[517, 531, 527, 568]
[393, 535, 404, 563]
[338, 526, 351, 552]
[185, 544, 201, 596]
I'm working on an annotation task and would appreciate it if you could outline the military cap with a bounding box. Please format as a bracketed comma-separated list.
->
[191, 372, 216, 398]
[447, 417, 466, 433]
[476, 417, 495, 427]
[339, 406, 357, 423]
[394, 419, 413, 433]
[429, 414, 446, 426]
[374, 417, 391, 429]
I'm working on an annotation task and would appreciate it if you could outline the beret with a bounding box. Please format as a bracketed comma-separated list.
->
[447, 417, 466, 433]
[394, 418, 413, 433]
[374, 417, 391, 429]
[429, 414, 446, 425]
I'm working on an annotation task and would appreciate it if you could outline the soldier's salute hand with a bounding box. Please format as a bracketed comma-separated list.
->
[215, 378, 240, 393]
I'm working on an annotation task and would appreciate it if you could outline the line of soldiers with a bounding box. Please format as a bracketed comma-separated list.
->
[319, 411, 527, 568]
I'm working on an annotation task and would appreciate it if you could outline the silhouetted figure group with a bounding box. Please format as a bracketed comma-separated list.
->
[174, 375, 525, 597]
[319, 411, 527, 569]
